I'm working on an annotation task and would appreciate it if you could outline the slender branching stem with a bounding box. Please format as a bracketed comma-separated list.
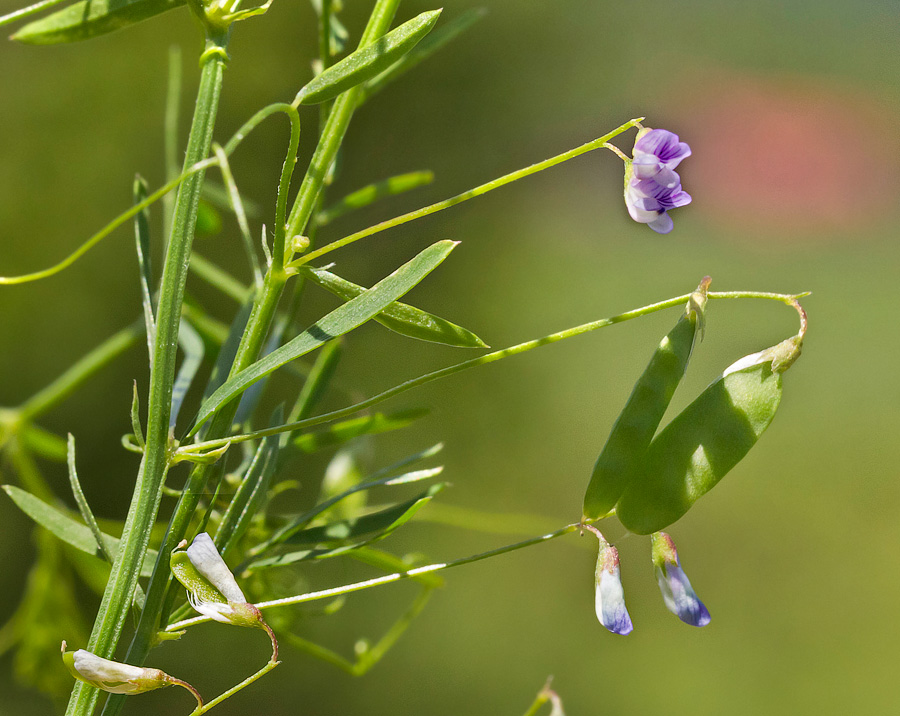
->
[177, 289, 809, 455]
[65, 32, 229, 716]
[168, 522, 584, 632]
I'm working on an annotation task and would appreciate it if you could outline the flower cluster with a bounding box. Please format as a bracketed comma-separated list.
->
[624, 128, 692, 234]
[589, 527, 709, 634]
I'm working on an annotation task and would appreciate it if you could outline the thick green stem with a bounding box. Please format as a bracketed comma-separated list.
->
[65, 35, 228, 716]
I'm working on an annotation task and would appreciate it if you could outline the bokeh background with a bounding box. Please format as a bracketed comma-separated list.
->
[2, 0, 899, 714]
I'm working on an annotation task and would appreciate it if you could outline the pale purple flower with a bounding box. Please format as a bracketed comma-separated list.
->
[624, 128, 692, 234]
[650, 532, 710, 627]
[591, 529, 633, 635]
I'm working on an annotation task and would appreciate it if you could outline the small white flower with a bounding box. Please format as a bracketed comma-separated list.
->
[587, 526, 633, 635]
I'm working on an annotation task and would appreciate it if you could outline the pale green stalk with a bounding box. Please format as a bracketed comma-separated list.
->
[176, 289, 808, 456]
[168, 522, 584, 632]
[287, 118, 644, 268]
[65, 31, 229, 716]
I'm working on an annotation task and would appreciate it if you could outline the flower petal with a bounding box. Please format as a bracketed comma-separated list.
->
[648, 212, 674, 234]
[186, 532, 246, 603]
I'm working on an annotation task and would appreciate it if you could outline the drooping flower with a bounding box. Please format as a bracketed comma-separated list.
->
[588, 526, 633, 635]
[623, 127, 692, 234]
[650, 532, 711, 627]
[171, 533, 280, 661]
[61, 642, 202, 705]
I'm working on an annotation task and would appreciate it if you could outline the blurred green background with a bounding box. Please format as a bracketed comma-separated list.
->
[1, 0, 899, 714]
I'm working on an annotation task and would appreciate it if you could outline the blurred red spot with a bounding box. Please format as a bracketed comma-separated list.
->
[678, 75, 900, 239]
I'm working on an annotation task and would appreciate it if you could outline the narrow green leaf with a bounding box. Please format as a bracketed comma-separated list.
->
[360, 8, 487, 103]
[201, 292, 255, 405]
[130, 381, 144, 448]
[12, 0, 187, 45]
[247, 484, 446, 570]
[285, 338, 343, 432]
[169, 320, 205, 431]
[19, 425, 67, 462]
[293, 409, 428, 453]
[133, 176, 156, 358]
[216, 407, 283, 558]
[295, 9, 442, 105]
[188, 239, 458, 436]
[66, 435, 113, 563]
[303, 264, 487, 348]
[288, 483, 446, 545]
[1, 485, 157, 575]
[202, 182, 263, 219]
[247, 464, 443, 558]
[316, 171, 434, 226]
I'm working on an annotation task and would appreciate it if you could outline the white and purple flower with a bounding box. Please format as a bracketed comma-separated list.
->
[624, 128, 692, 234]
[589, 527, 633, 635]
[650, 532, 711, 627]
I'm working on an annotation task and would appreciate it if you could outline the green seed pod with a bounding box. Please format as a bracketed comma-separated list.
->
[12, 0, 186, 45]
[616, 336, 802, 535]
[582, 280, 708, 520]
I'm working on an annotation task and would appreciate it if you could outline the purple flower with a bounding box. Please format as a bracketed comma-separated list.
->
[650, 532, 711, 627]
[590, 528, 633, 635]
[624, 128, 692, 234]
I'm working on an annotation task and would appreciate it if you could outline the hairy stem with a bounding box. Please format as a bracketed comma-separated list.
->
[65, 33, 229, 716]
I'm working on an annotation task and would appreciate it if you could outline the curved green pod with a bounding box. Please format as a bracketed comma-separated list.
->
[12, 0, 186, 45]
[582, 284, 707, 519]
[615, 337, 801, 535]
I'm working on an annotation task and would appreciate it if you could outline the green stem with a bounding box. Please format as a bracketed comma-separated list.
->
[17, 321, 142, 422]
[187, 660, 279, 716]
[168, 523, 582, 631]
[288, 117, 643, 268]
[105, 10, 403, 715]
[65, 34, 228, 716]
[176, 288, 807, 455]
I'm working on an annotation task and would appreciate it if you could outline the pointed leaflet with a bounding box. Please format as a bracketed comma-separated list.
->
[316, 171, 434, 226]
[293, 409, 427, 453]
[302, 265, 487, 348]
[359, 8, 487, 103]
[2, 486, 157, 575]
[188, 240, 458, 436]
[133, 176, 156, 358]
[295, 10, 442, 105]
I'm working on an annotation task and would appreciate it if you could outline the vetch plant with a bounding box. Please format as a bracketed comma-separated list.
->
[0, 0, 811, 714]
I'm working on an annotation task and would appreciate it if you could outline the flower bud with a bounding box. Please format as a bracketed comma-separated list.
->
[590, 528, 633, 635]
[61, 643, 172, 695]
[650, 532, 710, 627]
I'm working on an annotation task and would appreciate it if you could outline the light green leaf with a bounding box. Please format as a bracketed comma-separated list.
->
[12, 0, 186, 44]
[360, 8, 487, 103]
[316, 171, 434, 226]
[2, 485, 157, 575]
[295, 9, 442, 105]
[188, 239, 458, 436]
[293, 409, 428, 452]
[302, 264, 487, 348]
